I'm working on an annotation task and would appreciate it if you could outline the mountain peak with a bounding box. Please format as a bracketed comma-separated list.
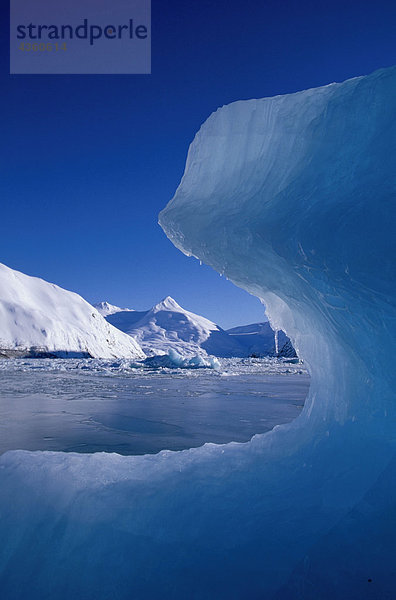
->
[152, 296, 183, 312]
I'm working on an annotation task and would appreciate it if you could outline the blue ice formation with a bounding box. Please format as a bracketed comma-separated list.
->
[143, 348, 220, 369]
[0, 67, 395, 599]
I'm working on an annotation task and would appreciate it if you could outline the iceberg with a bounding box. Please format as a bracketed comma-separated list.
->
[0, 67, 395, 599]
[159, 66, 396, 595]
[142, 348, 221, 369]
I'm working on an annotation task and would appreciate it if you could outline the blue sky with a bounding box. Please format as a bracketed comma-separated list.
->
[1, 0, 396, 328]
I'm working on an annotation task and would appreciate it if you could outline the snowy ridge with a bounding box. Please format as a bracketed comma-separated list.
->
[0, 263, 145, 359]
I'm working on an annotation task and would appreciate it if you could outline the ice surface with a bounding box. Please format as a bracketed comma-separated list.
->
[0, 263, 145, 359]
[0, 357, 308, 455]
[159, 66, 396, 596]
[1, 67, 395, 599]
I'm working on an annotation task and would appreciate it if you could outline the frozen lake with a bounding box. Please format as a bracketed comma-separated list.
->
[0, 357, 309, 455]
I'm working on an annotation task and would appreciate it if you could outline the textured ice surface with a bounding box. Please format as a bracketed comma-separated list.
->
[142, 348, 221, 368]
[1, 67, 395, 599]
[0, 355, 306, 376]
[159, 66, 396, 597]
[0, 358, 308, 455]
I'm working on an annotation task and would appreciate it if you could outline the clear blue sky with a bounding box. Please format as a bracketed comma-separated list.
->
[1, 0, 396, 328]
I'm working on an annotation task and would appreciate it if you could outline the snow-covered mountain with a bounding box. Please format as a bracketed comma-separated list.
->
[0, 263, 145, 359]
[104, 296, 297, 358]
[106, 296, 247, 358]
[94, 301, 134, 317]
[226, 322, 294, 357]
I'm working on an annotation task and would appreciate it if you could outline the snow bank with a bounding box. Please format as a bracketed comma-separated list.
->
[0, 263, 145, 359]
[0, 67, 395, 599]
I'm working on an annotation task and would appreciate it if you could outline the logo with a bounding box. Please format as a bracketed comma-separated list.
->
[10, 0, 151, 74]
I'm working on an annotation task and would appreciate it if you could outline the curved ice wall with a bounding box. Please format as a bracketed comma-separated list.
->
[0, 67, 395, 600]
[159, 66, 396, 593]
[160, 67, 395, 430]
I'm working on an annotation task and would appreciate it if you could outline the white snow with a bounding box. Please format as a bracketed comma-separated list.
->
[0, 263, 145, 359]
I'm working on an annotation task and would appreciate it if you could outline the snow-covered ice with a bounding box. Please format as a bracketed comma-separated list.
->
[0, 66, 395, 599]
